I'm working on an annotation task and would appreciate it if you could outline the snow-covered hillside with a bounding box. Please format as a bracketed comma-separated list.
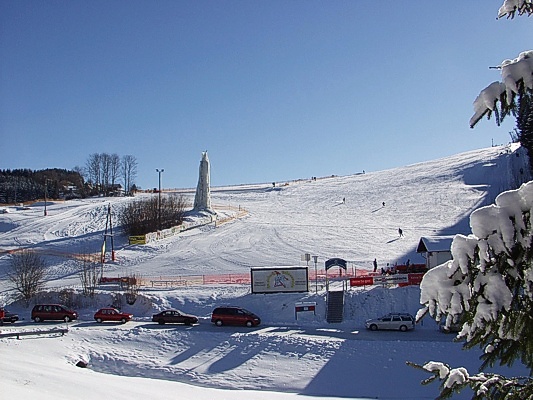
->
[0, 144, 530, 399]
[1, 144, 530, 286]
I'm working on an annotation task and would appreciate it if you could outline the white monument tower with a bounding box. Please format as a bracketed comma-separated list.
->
[193, 151, 213, 213]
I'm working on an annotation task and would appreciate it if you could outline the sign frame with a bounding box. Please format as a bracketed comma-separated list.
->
[251, 267, 309, 294]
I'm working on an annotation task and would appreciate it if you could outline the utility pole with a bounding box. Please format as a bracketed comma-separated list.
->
[156, 169, 164, 230]
[44, 179, 48, 216]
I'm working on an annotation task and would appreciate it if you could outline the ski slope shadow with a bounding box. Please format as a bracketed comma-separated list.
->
[300, 336, 481, 399]
[206, 341, 266, 374]
[168, 329, 265, 375]
[300, 327, 530, 399]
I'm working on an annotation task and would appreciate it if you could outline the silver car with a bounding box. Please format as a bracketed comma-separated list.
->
[365, 313, 415, 332]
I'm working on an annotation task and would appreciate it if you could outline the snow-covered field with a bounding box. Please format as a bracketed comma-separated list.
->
[0, 144, 530, 399]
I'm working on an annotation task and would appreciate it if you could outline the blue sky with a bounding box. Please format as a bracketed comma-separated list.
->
[1, 1, 531, 190]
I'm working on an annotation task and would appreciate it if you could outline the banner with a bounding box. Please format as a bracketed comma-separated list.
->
[129, 235, 146, 245]
[350, 274, 410, 287]
[251, 267, 309, 293]
[349, 276, 375, 286]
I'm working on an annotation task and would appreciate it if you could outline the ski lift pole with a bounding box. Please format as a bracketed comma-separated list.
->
[109, 203, 115, 261]
[101, 206, 109, 264]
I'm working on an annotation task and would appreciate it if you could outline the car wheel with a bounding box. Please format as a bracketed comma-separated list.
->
[369, 324, 378, 331]
[399, 325, 408, 332]
[215, 319, 223, 327]
[245, 320, 253, 327]
[96, 318, 103, 323]
[34, 316, 42, 323]
[158, 319, 165, 325]
[121, 318, 127, 324]
[64, 316, 71, 322]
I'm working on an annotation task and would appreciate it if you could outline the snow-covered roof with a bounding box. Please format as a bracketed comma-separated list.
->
[416, 236, 455, 253]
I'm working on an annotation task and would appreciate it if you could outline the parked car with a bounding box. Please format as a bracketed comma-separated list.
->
[1, 309, 19, 324]
[365, 313, 415, 332]
[211, 306, 261, 327]
[151, 309, 198, 325]
[31, 304, 78, 322]
[94, 308, 133, 324]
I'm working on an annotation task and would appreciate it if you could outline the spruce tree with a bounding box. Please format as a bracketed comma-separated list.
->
[517, 92, 533, 172]
[411, 182, 533, 399]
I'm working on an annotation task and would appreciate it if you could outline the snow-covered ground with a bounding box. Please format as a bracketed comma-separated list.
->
[0, 144, 530, 399]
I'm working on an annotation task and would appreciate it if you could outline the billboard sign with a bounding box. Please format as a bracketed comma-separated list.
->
[251, 267, 309, 293]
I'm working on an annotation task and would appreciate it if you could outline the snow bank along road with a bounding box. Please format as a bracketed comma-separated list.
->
[0, 317, 491, 399]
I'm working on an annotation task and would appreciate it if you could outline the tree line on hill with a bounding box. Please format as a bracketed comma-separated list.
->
[0, 168, 87, 204]
[0, 153, 138, 204]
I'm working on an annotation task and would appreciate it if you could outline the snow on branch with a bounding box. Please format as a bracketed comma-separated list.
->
[408, 359, 533, 399]
[419, 180, 533, 342]
[470, 50, 533, 128]
[498, 0, 533, 19]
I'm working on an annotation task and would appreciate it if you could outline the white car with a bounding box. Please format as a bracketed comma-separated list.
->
[365, 313, 415, 332]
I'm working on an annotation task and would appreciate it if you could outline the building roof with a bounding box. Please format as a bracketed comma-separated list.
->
[416, 236, 455, 253]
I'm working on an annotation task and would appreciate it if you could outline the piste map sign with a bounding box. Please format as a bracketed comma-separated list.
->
[251, 267, 309, 294]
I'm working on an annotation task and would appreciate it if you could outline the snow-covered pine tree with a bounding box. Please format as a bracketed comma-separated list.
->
[409, 2, 533, 398]
[410, 181, 533, 399]
[469, 1, 533, 176]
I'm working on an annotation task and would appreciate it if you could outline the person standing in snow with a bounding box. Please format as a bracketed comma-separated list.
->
[342, 197, 345, 204]
[398, 228, 403, 237]
[373, 258, 378, 273]
[382, 201, 385, 207]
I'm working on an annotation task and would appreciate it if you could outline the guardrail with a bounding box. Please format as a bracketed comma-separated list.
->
[0, 327, 68, 340]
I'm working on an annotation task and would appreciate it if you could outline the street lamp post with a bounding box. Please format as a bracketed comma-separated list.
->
[312, 255, 318, 294]
[156, 169, 164, 230]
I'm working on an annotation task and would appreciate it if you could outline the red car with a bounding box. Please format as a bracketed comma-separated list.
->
[211, 306, 261, 327]
[94, 308, 133, 324]
[32, 304, 78, 323]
